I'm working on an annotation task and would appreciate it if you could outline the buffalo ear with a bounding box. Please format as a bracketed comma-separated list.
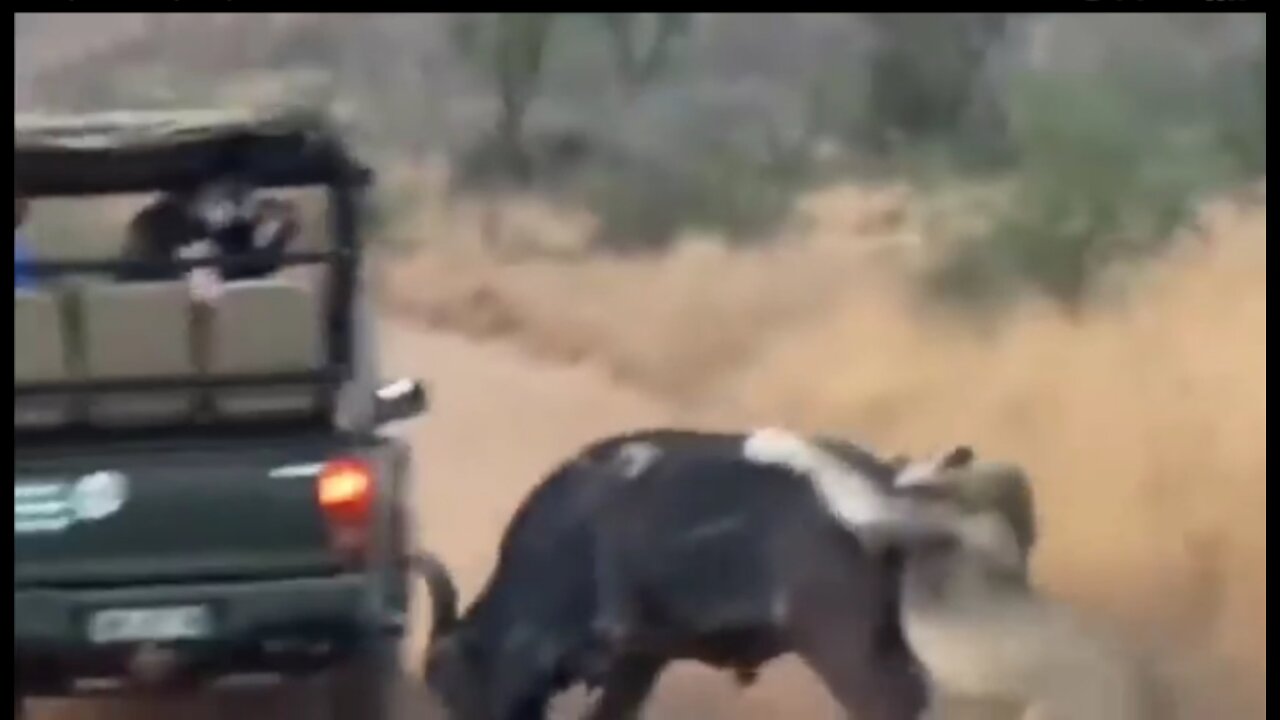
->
[938, 445, 975, 470]
[890, 446, 975, 490]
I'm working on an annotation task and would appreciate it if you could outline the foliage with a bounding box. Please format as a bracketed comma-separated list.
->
[594, 13, 693, 91]
[928, 70, 1245, 309]
[448, 13, 560, 181]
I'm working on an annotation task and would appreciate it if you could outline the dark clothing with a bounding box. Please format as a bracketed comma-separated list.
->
[211, 211, 290, 281]
[119, 195, 202, 282]
[120, 193, 295, 282]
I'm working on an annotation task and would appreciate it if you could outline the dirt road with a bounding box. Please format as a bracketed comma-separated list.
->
[32, 317, 843, 720]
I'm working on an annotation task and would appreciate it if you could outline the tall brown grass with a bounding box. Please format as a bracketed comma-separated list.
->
[729, 199, 1266, 716]
[383, 178, 1265, 716]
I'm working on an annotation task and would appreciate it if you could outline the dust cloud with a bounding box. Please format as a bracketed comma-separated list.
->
[383, 182, 1266, 718]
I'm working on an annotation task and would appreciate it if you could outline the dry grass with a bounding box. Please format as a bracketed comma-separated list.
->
[380, 177, 938, 402]
[729, 200, 1266, 716]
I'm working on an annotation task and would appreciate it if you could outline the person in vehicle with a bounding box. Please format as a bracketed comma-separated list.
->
[119, 188, 203, 282]
[14, 196, 38, 290]
[120, 179, 299, 290]
[198, 187, 300, 281]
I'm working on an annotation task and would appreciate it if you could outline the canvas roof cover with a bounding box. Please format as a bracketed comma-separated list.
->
[15, 106, 364, 196]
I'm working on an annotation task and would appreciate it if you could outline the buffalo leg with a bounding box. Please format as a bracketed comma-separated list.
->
[787, 562, 929, 720]
[796, 633, 927, 720]
[583, 655, 666, 720]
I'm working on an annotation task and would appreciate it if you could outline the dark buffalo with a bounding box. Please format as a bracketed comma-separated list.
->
[412, 429, 968, 720]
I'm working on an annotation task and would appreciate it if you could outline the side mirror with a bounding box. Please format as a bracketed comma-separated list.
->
[373, 378, 429, 425]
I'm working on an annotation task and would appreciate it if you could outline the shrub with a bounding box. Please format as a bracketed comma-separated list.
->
[581, 129, 807, 253]
[928, 70, 1243, 309]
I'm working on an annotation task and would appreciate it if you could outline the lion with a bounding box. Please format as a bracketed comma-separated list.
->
[883, 462, 1169, 720]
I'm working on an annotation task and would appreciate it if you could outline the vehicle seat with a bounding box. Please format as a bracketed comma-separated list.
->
[14, 289, 74, 428]
[79, 281, 198, 425]
[207, 279, 325, 418]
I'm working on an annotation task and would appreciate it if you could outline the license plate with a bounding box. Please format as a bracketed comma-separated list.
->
[87, 605, 213, 644]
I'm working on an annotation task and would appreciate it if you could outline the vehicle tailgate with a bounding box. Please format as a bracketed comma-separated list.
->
[14, 435, 371, 588]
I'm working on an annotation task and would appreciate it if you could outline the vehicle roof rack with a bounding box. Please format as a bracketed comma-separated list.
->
[15, 105, 370, 197]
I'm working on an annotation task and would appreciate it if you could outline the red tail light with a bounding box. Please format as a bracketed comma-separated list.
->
[317, 457, 375, 562]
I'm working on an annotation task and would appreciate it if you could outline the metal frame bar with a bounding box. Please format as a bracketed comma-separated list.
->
[14, 417, 339, 448]
[24, 250, 345, 278]
[14, 146, 372, 432]
[14, 370, 342, 397]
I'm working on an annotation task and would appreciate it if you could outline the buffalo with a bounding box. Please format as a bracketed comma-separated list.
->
[411, 428, 982, 719]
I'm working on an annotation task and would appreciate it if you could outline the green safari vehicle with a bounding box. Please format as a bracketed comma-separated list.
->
[14, 107, 428, 719]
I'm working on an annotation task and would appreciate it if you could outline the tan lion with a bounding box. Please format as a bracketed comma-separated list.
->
[882, 463, 1169, 720]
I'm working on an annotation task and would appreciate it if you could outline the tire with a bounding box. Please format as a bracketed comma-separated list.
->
[328, 640, 406, 720]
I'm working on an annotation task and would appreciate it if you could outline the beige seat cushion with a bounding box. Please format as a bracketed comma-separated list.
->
[208, 279, 324, 418]
[14, 289, 73, 428]
[79, 281, 197, 425]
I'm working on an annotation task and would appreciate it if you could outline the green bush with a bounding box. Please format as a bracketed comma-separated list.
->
[860, 13, 1013, 170]
[1211, 41, 1267, 176]
[928, 70, 1244, 310]
[581, 135, 805, 253]
[361, 180, 426, 255]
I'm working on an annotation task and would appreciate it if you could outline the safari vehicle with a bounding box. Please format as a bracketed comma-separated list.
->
[14, 108, 427, 719]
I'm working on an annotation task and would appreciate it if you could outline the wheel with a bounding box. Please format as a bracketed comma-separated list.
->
[328, 639, 408, 720]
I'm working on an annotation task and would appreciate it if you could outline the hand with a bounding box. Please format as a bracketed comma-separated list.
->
[180, 240, 223, 304]
[188, 267, 223, 304]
